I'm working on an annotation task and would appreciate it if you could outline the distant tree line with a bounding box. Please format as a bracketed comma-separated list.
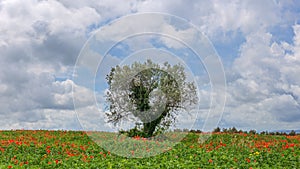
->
[174, 127, 298, 136]
[259, 130, 297, 136]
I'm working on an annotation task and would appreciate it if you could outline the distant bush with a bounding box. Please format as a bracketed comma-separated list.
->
[190, 129, 202, 133]
[213, 127, 221, 133]
[228, 127, 238, 133]
[289, 130, 296, 136]
[119, 127, 147, 137]
[249, 130, 256, 135]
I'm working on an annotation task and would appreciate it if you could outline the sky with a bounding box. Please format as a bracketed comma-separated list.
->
[0, 0, 300, 132]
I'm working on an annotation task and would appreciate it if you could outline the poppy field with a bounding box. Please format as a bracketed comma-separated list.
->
[0, 130, 299, 168]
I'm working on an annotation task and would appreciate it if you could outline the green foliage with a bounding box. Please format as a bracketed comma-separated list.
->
[0, 130, 299, 168]
[249, 130, 257, 135]
[105, 60, 197, 137]
[289, 130, 296, 136]
[119, 127, 147, 138]
[213, 127, 221, 133]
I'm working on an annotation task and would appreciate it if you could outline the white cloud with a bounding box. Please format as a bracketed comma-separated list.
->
[159, 24, 198, 49]
[0, 109, 82, 130]
[223, 24, 300, 130]
[212, 1, 279, 33]
[94, 13, 166, 43]
[262, 94, 300, 122]
[0, 0, 100, 46]
[0, 0, 104, 130]
[134, 0, 281, 40]
[0, 0, 300, 131]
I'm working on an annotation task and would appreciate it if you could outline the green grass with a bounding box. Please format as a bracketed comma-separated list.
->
[0, 130, 299, 168]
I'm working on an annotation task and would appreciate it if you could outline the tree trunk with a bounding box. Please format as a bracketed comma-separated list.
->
[143, 110, 167, 137]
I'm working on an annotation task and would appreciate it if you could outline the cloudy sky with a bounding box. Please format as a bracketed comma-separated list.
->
[1, 0, 300, 132]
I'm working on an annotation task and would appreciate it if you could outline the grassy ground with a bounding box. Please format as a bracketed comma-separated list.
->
[0, 130, 299, 168]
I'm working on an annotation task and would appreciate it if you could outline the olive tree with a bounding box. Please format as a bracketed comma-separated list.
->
[105, 60, 197, 137]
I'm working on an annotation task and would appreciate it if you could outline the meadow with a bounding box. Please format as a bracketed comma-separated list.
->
[0, 130, 299, 168]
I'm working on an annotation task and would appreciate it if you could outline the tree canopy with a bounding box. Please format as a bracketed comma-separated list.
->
[105, 60, 197, 137]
